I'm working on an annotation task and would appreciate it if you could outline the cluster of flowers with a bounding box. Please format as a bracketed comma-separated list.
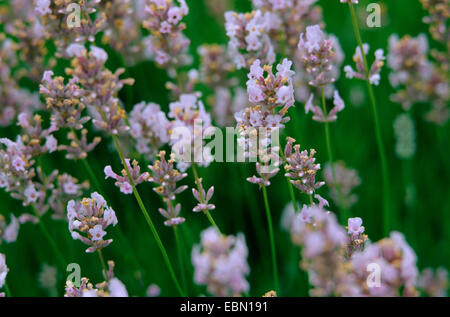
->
[0, 253, 8, 297]
[0, 34, 41, 126]
[284, 137, 325, 196]
[286, 204, 420, 296]
[192, 227, 250, 296]
[252, 0, 324, 58]
[344, 44, 386, 86]
[2, 3, 52, 83]
[236, 59, 296, 187]
[142, 0, 191, 69]
[104, 159, 150, 195]
[100, 0, 150, 65]
[65, 44, 134, 135]
[129, 102, 170, 159]
[225, 10, 276, 69]
[148, 151, 188, 226]
[419, 0, 449, 43]
[65, 260, 128, 297]
[387, 34, 448, 124]
[35, 0, 106, 57]
[67, 192, 118, 253]
[167, 93, 214, 171]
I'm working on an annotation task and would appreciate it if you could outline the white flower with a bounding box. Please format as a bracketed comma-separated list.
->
[45, 135, 58, 153]
[0, 254, 8, 289]
[66, 44, 87, 57]
[35, 0, 51, 16]
[91, 46, 108, 63]
[89, 225, 106, 242]
[108, 278, 129, 297]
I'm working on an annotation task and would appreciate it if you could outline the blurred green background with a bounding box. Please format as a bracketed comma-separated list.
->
[0, 0, 449, 296]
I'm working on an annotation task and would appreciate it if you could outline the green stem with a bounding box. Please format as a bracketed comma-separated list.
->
[31, 205, 66, 270]
[173, 226, 188, 295]
[262, 186, 279, 294]
[347, 1, 391, 235]
[191, 164, 221, 234]
[4, 281, 12, 297]
[320, 89, 348, 221]
[97, 249, 109, 282]
[111, 135, 185, 296]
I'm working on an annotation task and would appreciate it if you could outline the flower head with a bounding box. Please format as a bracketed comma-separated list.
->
[192, 227, 250, 296]
[67, 192, 118, 253]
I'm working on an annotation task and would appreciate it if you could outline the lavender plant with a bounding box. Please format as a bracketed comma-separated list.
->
[0, 0, 447, 299]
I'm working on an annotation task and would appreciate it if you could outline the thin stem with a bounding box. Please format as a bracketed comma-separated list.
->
[191, 164, 221, 234]
[173, 226, 188, 295]
[4, 281, 12, 297]
[320, 89, 348, 221]
[97, 249, 109, 282]
[111, 134, 185, 296]
[31, 205, 66, 270]
[262, 186, 279, 294]
[347, 1, 391, 234]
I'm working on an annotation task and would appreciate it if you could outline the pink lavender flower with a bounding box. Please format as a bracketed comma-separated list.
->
[39, 70, 89, 130]
[104, 159, 150, 194]
[192, 178, 215, 213]
[284, 137, 325, 195]
[0, 137, 46, 208]
[344, 44, 385, 86]
[348, 231, 419, 296]
[168, 93, 214, 171]
[246, 161, 280, 188]
[35, 0, 51, 16]
[304, 90, 345, 122]
[420, 0, 449, 43]
[340, 0, 358, 3]
[146, 284, 161, 297]
[67, 192, 118, 253]
[142, 0, 191, 69]
[16, 112, 58, 156]
[225, 10, 275, 69]
[66, 46, 134, 135]
[235, 59, 295, 169]
[0, 253, 8, 290]
[386, 33, 449, 122]
[345, 217, 367, 257]
[290, 204, 348, 296]
[418, 267, 448, 297]
[192, 227, 250, 296]
[148, 151, 188, 226]
[252, 0, 323, 58]
[129, 102, 170, 159]
[246, 58, 295, 110]
[36, 0, 106, 57]
[297, 25, 339, 87]
[0, 214, 20, 244]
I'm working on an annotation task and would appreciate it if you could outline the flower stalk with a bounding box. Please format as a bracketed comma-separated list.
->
[347, 0, 391, 234]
